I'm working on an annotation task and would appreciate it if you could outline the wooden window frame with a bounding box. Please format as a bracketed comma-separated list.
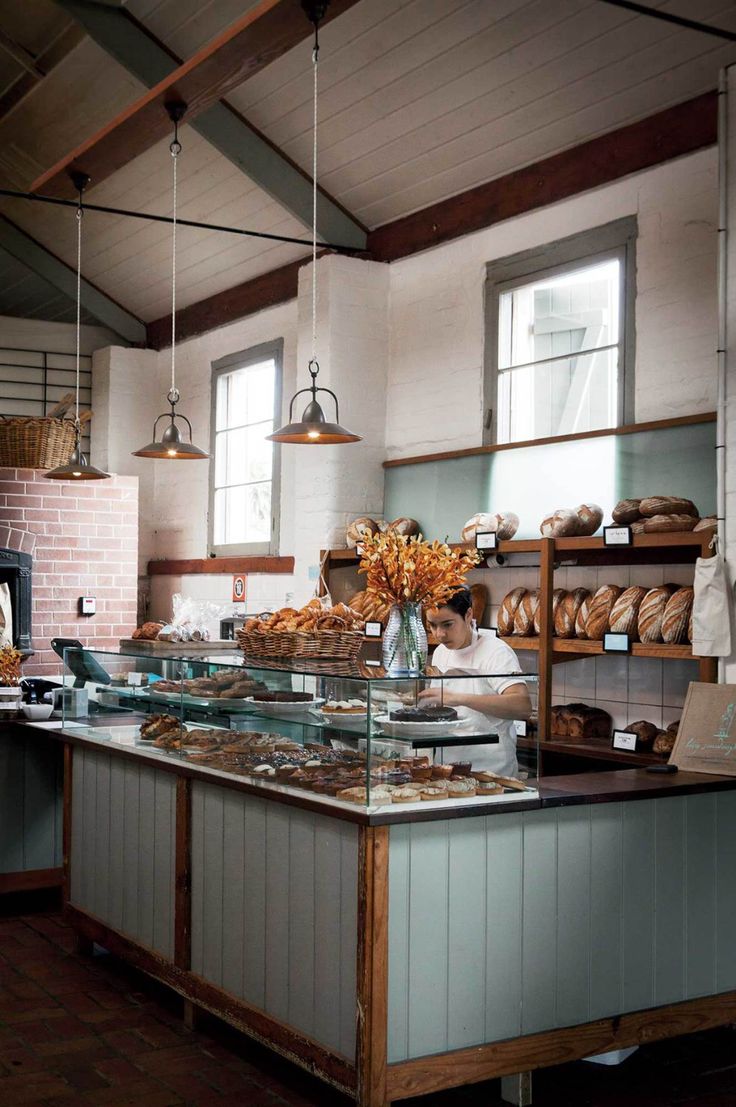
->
[208, 339, 283, 558]
[483, 217, 637, 446]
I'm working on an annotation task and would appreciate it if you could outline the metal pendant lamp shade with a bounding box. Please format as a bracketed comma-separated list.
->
[268, 360, 361, 444]
[132, 101, 208, 462]
[269, 1, 360, 446]
[45, 172, 110, 482]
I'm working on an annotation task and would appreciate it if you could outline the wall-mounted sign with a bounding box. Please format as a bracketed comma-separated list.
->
[232, 574, 247, 602]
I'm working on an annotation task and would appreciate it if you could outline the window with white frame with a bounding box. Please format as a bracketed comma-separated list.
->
[485, 218, 636, 445]
[209, 341, 282, 555]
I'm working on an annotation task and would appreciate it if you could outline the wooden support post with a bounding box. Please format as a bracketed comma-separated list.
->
[356, 825, 389, 1107]
[537, 538, 555, 767]
[175, 777, 192, 970]
[62, 742, 72, 907]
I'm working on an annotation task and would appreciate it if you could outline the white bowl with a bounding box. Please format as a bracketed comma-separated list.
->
[21, 703, 54, 721]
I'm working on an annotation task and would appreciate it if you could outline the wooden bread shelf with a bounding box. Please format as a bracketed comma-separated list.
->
[518, 736, 665, 767]
[500, 636, 698, 661]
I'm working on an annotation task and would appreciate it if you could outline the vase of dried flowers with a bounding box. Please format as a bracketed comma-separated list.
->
[359, 532, 479, 675]
[0, 645, 23, 719]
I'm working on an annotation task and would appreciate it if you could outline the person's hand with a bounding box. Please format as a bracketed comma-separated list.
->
[417, 688, 458, 707]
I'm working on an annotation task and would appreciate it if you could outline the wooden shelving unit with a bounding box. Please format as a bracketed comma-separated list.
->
[321, 530, 716, 774]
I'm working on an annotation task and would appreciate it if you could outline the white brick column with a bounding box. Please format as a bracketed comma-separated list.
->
[286, 255, 389, 602]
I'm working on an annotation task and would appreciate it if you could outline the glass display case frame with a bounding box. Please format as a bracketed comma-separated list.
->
[61, 647, 539, 813]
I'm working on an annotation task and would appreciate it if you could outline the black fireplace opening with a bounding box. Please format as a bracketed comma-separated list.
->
[0, 548, 32, 654]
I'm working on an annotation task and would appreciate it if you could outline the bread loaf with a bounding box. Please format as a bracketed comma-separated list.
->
[608, 586, 649, 639]
[497, 587, 527, 636]
[585, 584, 622, 640]
[575, 503, 603, 536]
[662, 586, 694, 644]
[560, 704, 612, 740]
[554, 588, 590, 638]
[694, 516, 717, 532]
[638, 586, 672, 643]
[461, 513, 497, 544]
[534, 588, 566, 635]
[470, 582, 489, 628]
[630, 519, 647, 534]
[551, 705, 569, 736]
[639, 496, 698, 518]
[612, 498, 641, 524]
[346, 517, 379, 548]
[624, 720, 659, 748]
[495, 511, 520, 541]
[574, 593, 592, 638]
[540, 508, 579, 538]
[653, 729, 676, 755]
[387, 517, 419, 537]
[667, 719, 680, 734]
[513, 589, 540, 636]
[641, 513, 697, 534]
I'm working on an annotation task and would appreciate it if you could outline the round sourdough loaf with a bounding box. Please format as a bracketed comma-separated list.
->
[608, 585, 649, 638]
[513, 588, 540, 636]
[497, 587, 527, 636]
[624, 720, 659, 747]
[662, 586, 694, 644]
[653, 729, 676, 754]
[346, 516, 379, 547]
[638, 586, 672, 643]
[574, 593, 592, 638]
[575, 503, 603, 536]
[555, 587, 590, 638]
[639, 496, 698, 518]
[495, 511, 520, 541]
[642, 513, 697, 533]
[534, 587, 566, 635]
[612, 498, 642, 524]
[585, 584, 622, 640]
[540, 508, 579, 538]
[461, 513, 497, 544]
[387, 517, 419, 537]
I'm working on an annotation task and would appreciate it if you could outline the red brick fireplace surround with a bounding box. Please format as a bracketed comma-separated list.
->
[0, 468, 138, 676]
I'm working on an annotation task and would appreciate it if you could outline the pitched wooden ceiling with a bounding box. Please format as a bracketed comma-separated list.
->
[0, 0, 735, 332]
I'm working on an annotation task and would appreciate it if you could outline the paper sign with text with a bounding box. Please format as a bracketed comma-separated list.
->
[670, 682, 736, 776]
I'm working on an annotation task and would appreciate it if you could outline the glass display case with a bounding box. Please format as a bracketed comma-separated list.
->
[61, 647, 539, 812]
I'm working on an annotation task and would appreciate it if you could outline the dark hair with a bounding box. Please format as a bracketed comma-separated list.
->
[441, 587, 473, 617]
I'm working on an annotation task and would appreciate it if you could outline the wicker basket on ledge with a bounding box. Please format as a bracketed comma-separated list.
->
[237, 614, 363, 661]
[0, 414, 77, 469]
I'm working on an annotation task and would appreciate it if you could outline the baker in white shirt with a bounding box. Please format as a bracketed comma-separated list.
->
[418, 587, 532, 776]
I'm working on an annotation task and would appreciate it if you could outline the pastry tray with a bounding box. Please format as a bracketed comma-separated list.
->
[102, 685, 262, 714]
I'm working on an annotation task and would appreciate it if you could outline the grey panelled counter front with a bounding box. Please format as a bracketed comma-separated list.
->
[0, 726, 63, 893]
[6, 721, 736, 1107]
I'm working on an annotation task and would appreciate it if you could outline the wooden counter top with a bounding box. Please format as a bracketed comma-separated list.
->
[539, 768, 736, 806]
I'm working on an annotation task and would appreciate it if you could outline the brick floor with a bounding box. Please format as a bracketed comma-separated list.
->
[1, 892, 736, 1106]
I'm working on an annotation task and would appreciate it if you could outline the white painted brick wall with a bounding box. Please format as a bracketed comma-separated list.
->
[386, 148, 718, 458]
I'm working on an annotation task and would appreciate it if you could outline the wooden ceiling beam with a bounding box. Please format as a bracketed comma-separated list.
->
[32, 0, 363, 206]
[145, 91, 717, 348]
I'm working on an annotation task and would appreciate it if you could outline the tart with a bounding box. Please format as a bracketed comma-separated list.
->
[446, 779, 477, 797]
[420, 786, 449, 801]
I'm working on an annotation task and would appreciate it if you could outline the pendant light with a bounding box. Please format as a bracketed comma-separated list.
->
[133, 102, 208, 460]
[45, 172, 110, 481]
[268, 2, 361, 445]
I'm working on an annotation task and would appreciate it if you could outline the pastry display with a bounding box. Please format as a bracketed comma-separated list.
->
[321, 699, 368, 714]
[139, 714, 180, 741]
[242, 599, 364, 634]
[152, 670, 266, 699]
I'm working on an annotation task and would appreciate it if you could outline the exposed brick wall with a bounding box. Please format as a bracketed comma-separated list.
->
[0, 468, 138, 676]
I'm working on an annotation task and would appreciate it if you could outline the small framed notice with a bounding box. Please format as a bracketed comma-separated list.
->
[475, 531, 497, 552]
[603, 632, 630, 653]
[364, 620, 383, 639]
[127, 672, 145, 687]
[612, 729, 637, 752]
[603, 525, 632, 546]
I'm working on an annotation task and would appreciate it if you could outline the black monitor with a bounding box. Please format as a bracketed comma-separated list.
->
[50, 638, 112, 689]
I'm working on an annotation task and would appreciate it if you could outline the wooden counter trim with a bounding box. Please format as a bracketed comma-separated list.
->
[356, 826, 389, 1106]
[539, 768, 736, 806]
[62, 743, 72, 904]
[174, 778, 191, 969]
[385, 987, 736, 1099]
[65, 904, 356, 1095]
[382, 411, 716, 468]
[0, 868, 63, 894]
[148, 555, 295, 576]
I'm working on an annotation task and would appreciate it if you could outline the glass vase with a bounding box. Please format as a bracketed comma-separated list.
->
[382, 603, 428, 675]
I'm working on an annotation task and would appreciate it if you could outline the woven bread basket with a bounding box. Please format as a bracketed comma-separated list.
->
[0, 414, 77, 469]
[237, 614, 363, 661]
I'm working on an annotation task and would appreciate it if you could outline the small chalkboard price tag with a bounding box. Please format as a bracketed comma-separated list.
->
[364, 620, 383, 639]
[475, 531, 497, 552]
[603, 525, 632, 546]
[603, 632, 630, 653]
[612, 729, 637, 752]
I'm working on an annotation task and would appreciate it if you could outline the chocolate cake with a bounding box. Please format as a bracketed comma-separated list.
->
[390, 705, 458, 723]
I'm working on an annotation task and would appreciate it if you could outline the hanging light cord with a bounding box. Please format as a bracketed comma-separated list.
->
[75, 193, 82, 430]
[170, 120, 181, 403]
[310, 24, 319, 368]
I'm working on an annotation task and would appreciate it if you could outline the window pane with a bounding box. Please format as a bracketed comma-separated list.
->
[246, 482, 272, 543]
[214, 483, 271, 546]
[245, 422, 273, 483]
[499, 348, 618, 441]
[246, 361, 275, 422]
[498, 258, 620, 371]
